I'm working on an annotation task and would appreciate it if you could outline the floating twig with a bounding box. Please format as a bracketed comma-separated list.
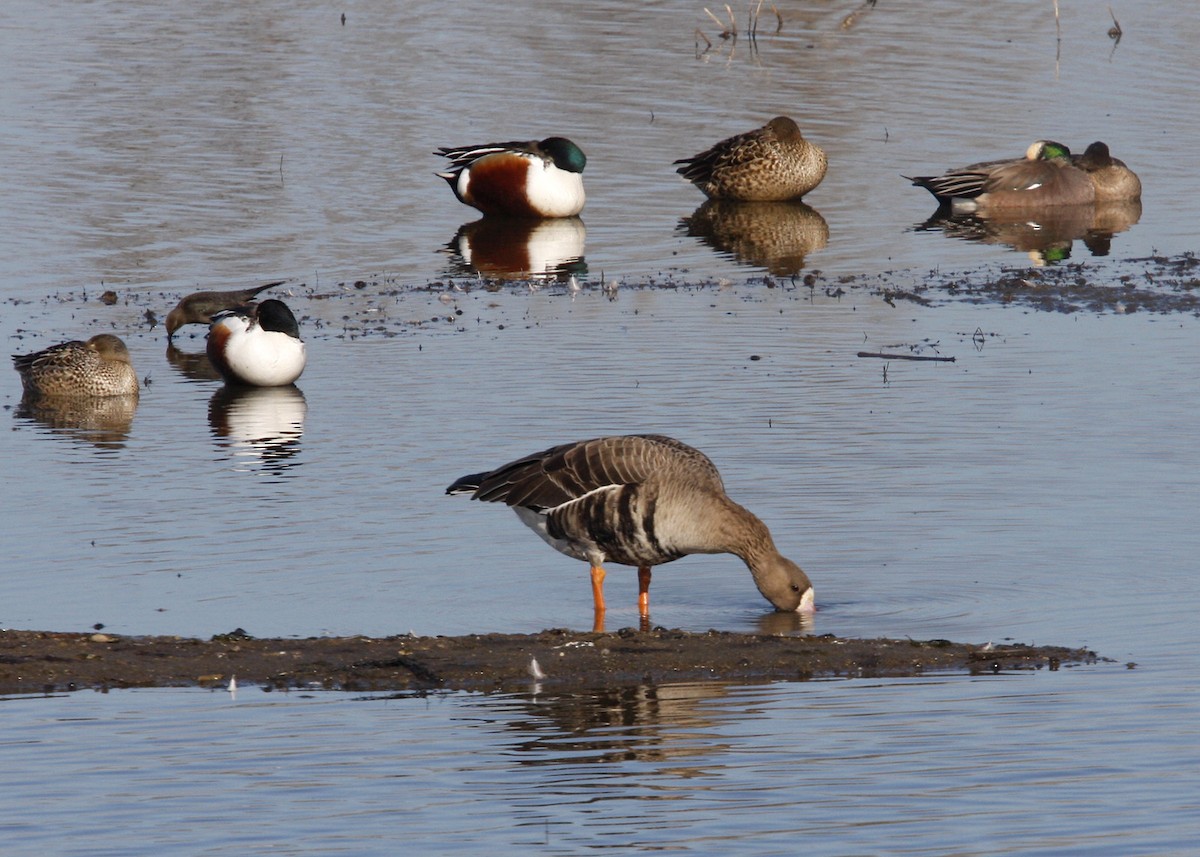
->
[857, 351, 956, 362]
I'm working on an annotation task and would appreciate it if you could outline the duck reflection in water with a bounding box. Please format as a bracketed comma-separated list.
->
[165, 343, 223, 382]
[915, 198, 1141, 265]
[15, 394, 138, 450]
[209, 384, 307, 475]
[680, 199, 829, 276]
[443, 216, 587, 282]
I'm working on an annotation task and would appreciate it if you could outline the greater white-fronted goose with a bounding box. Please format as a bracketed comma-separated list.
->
[447, 434, 814, 629]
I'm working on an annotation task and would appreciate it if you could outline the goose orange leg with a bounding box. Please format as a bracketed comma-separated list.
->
[637, 566, 652, 616]
[591, 564, 607, 633]
[638, 566, 653, 632]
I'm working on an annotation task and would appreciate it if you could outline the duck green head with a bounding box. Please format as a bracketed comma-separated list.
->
[1028, 140, 1072, 162]
[540, 137, 587, 174]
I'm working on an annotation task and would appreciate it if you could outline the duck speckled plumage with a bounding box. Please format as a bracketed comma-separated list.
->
[1073, 141, 1142, 203]
[12, 334, 139, 398]
[166, 280, 284, 339]
[907, 140, 1096, 212]
[674, 116, 828, 202]
[447, 434, 814, 627]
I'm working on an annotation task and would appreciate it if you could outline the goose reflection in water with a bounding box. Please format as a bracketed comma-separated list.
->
[756, 608, 815, 637]
[208, 384, 307, 475]
[679, 199, 829, 276]
[442, 216, 587, 281]
[915, 199, 1142, 266]
[15, 393, 138, 450]
[504, 681, 738, 766]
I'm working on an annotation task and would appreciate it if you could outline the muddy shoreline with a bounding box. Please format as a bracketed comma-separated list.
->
[9, 254, 1200, 356]
[0, 628, 1101, 696]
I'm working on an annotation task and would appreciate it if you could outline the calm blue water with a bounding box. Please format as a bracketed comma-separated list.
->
[3, 667, 1197, 857]
[3, 0, 1199, 853]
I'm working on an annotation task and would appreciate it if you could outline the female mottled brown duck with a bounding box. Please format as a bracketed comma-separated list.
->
[674, 116, 828, 202]
[12, 334, 138, 398]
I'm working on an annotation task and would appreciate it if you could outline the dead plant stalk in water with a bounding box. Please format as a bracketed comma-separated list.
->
[703, 4, 737, 40]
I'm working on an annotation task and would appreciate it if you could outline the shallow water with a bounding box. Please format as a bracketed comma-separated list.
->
[5, 291, 1196, 650]
[2, 0, 1198, 294]
[3, 670, 1198, 857]
[3, 0, 1200, 853]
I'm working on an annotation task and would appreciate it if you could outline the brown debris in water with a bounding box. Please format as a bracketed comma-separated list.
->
[0, 628, 1101, 696]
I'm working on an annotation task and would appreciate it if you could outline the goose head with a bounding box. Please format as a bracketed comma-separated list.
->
[750, 554, 815, 613]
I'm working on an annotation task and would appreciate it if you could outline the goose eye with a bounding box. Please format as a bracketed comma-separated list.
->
[790, 583, 801, 593]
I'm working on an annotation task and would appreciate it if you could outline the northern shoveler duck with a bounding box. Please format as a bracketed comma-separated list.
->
[1073, 141, 1142, 203]
[435, 136, 587, 218]
[206, 299, 306, 387]
[166, 280, 284, 339]
[907, 140, 1095, 212]
[12, 334, 139, 398]
[447, 434, 814, 629]
[674, 116, 828, 202]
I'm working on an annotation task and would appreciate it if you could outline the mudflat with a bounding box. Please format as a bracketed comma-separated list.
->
[0, 628, 1098, 695]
